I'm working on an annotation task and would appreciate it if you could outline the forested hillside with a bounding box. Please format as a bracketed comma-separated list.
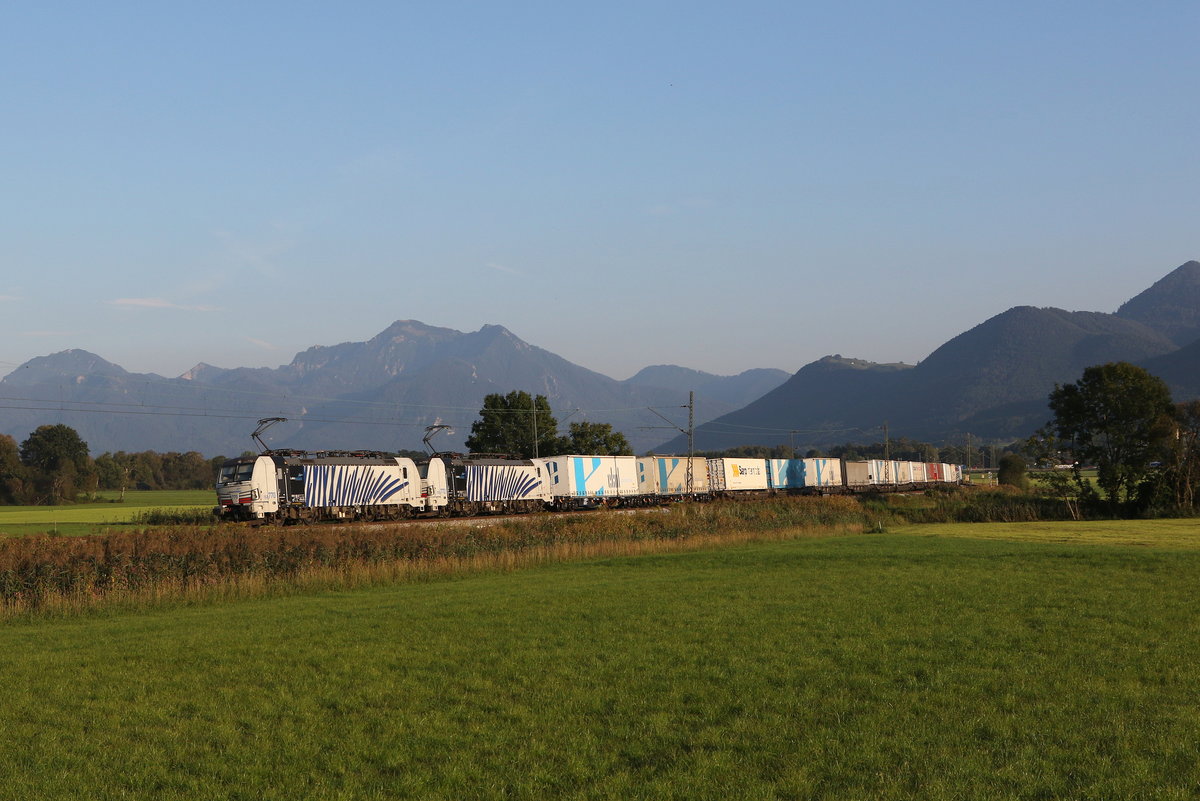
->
[658, 261, 1199, 452]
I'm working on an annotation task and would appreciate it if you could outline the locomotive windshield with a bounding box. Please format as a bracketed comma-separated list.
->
[217, 461, 256, 484]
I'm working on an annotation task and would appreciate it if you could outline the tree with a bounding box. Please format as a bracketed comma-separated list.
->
[19, 424, 90, 473]
[997, 454, 1029, 490]
[465, 391, 561, 458]
[1047, 362, 1174, 506]
[561, 422, 632, 455]
[19, 424, 94, 504]
[1143, 400, 1200, 512]
[0, 434, 28, 504]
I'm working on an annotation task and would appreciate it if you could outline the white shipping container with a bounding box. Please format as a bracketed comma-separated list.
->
[637, 456, 709, 495]
[909, 461, 927, 484]
[541, 455, 639, 499]
[707, 458, 769, 492]
[767, 458, 842, 489]
[867, 459, 896, 485]
[843, 461, 871, 487]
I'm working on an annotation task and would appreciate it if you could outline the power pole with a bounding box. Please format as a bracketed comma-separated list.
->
[686, 391, 695, 493]
[532, 409, 538, 459]
[883, 421, 890, 461]
[647, 393, 696, 494]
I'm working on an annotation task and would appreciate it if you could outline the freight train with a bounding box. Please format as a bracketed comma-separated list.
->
[215, 449, 963, 523]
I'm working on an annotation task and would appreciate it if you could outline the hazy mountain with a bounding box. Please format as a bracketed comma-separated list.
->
[0, 322, 745, 457]
[3, 350, 138, 387]
[5, 260, 1198, 458]
[657, 273, 1188, 452]
[655, 355, 915, 452]
[623, 365, 790, 408]
[1140, 337, 1200, 400]
[1115, 260, 1200, 346]
[899, 306, 1176, 424]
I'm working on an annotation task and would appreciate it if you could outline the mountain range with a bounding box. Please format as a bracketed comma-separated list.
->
[2, 260, 1198, 457]
[659, 260, 1200, 452]
[0, 321, 787, 457]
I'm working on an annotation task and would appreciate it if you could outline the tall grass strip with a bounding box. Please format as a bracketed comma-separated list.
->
[0, 496, 867, 618]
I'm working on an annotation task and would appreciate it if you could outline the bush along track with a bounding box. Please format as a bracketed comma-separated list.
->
[0, 490, 1080, 617]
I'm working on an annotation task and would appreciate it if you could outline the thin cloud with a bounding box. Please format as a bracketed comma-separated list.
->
[0, 294, 21, 302]
[246, 337, 282, 351]
[214, 223, 299, 278]
[20, 330, 73, 337]
[487, 261, 526, 277]
[109, 297, 220, 312]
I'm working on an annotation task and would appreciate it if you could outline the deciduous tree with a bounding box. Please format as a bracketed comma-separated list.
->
[465, 391, 561, 458]
[18, 424, 94, 504]
[0, 434, 28, 504]
[1047, 362, 1174, 506]
[997, 453, 1029, 490]
[562, 422, 632, 455]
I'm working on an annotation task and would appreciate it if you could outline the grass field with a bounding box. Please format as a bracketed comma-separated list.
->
[0, 490, 212, 537]
[2, 520, 1198, 799]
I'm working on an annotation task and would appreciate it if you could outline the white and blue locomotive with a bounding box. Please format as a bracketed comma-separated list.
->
[215, 450, 551, 521]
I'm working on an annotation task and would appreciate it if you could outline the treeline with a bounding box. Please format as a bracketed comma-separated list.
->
[0, 424, 232, 506]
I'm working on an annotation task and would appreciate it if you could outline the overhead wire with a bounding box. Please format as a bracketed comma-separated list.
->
[0, 373, 873, 443]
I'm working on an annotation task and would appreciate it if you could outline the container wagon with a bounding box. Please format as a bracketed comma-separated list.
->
[766, 458, 843, 491]
[637, 456, 710, 497]
[539, 455, 639, 508]
[707, 458, 769, 493]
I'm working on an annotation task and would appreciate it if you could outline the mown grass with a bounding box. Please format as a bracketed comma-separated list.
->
[927, 517, 1200, 548]
[1, 523, 1198, 799]
[0, 490, 213, 537]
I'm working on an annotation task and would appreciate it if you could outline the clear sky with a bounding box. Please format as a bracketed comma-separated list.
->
[2, 1, 1197, 381]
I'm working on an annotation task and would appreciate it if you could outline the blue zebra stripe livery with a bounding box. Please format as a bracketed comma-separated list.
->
[465, 465, 543, 501]
[304, 464, 410, 507]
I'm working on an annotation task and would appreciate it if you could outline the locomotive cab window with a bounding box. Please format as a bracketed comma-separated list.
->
[218, 462, 255, 483]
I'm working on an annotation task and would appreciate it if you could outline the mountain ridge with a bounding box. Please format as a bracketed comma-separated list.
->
[656, 261, 1198, 452]
[4, 260, 1199, 457]
[0, 325, 754, 456]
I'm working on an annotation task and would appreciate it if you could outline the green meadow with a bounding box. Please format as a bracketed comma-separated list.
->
[2, 520, 1199, 799]
[0, 490, 212, 536]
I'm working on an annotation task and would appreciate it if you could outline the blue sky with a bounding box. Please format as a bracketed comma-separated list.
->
[2, 1, 1197, 380]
